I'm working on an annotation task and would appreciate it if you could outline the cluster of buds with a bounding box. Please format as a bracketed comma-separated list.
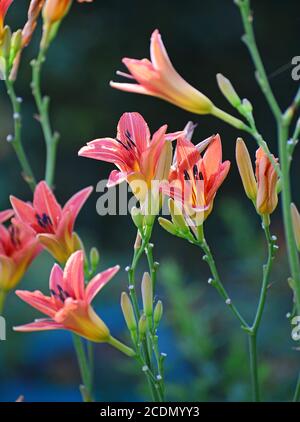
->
[236, 138, 279, 221]
[121, 272, 163, 347]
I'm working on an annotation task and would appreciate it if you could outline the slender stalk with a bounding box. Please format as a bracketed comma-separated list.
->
[278, 120, 300, 313]
[236, 0, 282, 121]
[293, 373, 300, 402]
[31, 48, 59, 187]
[195, 236, 249, 329]
[211, 105, 250, 131]
[4, 79, 36, 191]
[127, 221, 164, 401]
[248, 335, 259, 401]
[72, 334, 93, 402]
[247, 222, 275, 401]
[107, 336, 136, 357]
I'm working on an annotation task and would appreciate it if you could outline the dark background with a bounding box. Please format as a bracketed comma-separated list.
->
[0, 0, 299, 401]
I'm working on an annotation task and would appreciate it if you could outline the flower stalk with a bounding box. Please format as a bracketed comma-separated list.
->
[31, 47, 60, 188]
[4, 78, 36, 190]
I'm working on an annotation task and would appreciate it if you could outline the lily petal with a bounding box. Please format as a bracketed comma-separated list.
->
[85, 265, 120, 304]
[14, 319, 64, 332]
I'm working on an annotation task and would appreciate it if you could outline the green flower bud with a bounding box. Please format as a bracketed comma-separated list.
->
[153, 300, 163, 328]
[216, 73, 241, 108]
[121, 292, 137, 333]
[138, 314, 147, 340]
[158, 217, 178, 236]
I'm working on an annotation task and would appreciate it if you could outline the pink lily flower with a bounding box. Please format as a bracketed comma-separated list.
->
[110, 29, 213, 115]
[0, 209, 14, 224]
[14, 251, 119, 343]
[79, 112, 181, 202]
[10, 181, 93, 264]
[164, 134, 230, 225]
[0, 218, 41, 291]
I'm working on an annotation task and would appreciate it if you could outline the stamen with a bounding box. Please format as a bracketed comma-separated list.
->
[36, 213, 52, 229]
[193, 164, 198, 179]
[9, 225, 21, 247]
[184, 170, 190, 180]
[125, 130, 136, 147]
[115, 138, 130, 151]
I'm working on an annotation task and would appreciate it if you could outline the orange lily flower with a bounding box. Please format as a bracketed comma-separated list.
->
[43, 0, 93, 24]
[110, 29, 213, 115]
[0, 218, 41, 291]
[163, 134, 230, 225]
[0, 0, 12, 36]
[79, 112, 181, 202]
[14, 251, 120, 343]
[10, 181, 93, 264]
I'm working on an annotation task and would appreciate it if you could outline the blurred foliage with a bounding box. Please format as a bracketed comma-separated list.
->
[0, 0, 299, 402]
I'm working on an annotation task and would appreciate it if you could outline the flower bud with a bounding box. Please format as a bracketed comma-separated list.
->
[291, 203, 300, 251]
[141, 272, 153, 318]
[236, 138, 257, 201]
[89, 247, 100, 271]
[11, 29, 22, 56]
[169, 199, 188, 232]
[158, 217, 178, 236]
[2, 26, 11, 61]
[138, 314, 147, 340]
[121, 292, 137, 333]
[216, 73, 241, 108]
[43, 0, 72, 24]
[255, 147, 279, 215]
[131, 206, 144, 229]
[153, 300, 163, 328]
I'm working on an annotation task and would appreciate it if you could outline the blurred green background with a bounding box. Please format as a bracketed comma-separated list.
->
[0, 0, 299, 402]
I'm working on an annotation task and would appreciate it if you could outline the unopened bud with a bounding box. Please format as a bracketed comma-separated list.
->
[236, 138, 257, 201]
[216, 73, 241, 108]
[158, 217, 178, 236]
[169, 199, 188, 231]
[121, 292, 137, 332]
[131, 206, 144, 229]
[291, 203, 300, 251]
[43, 0, 72, 24]
[89, 247, 100, 271]
[2, 26, 12, 61]
[153, 300, 163, 327]
[138, 314, 147, 340]
[141, 272, 153, 318]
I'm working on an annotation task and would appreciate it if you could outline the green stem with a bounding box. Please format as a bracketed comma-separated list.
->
[278, 120, 300, 314]
[211, 105, 250, 131]
[248, 335, 260, 402]
[107, 336, 136, 357]
[72, 334, 93, 402]
[247, 221, 275, 402]
[31, 48, 59, 187]
[236, 0, 282, 121]
[5, 79, 36, 191]
[197, 237, 249, 329]
[293, 373, 300, 402]
[0, 290, 7, 315]
[127, 222, 164, 402]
